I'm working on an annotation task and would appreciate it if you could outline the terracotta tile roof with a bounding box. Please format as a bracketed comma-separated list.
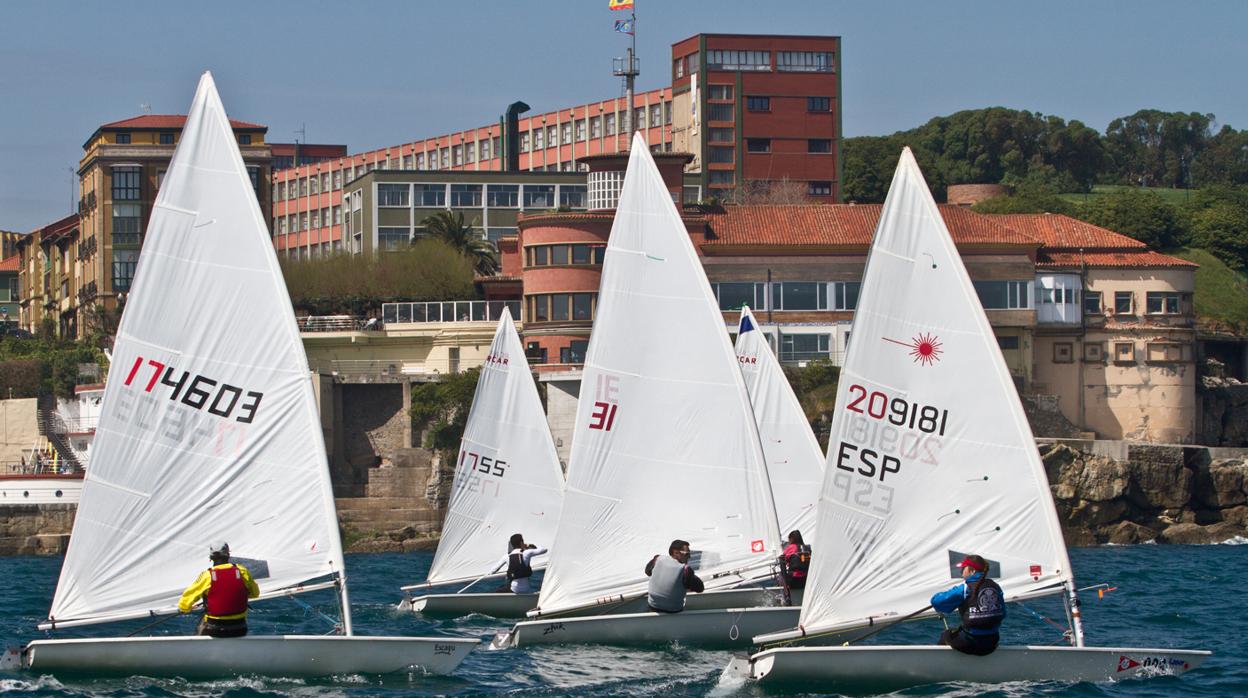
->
[993, 213, 1146, 250]
[700, 204, 1039, 248]
[99, 114, 266, 130]
[1036, 250, 1198, 269]
[0, 255, 19, 272]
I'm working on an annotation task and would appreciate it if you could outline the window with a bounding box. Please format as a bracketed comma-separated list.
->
[112, 250, 138, 291]
[523, 185, 556, 209]
[378, 227, 409, 250]
[559, 184, 587, 209]
[533, 128, 544, 150]
[777, 51, 835, 73]
[780, 333, 831, 362]
[708, 147, 735, 164]
[112, 166, 141, 200]
[156, 169, 167, 190]
[708, 85, 734, 100]
[487, 227, 516, 243]
[464, 143, 475, 163]
[665, 101, 672, 125]
[707, 103, 734, 122]
[441, 148, 450, 168]
[712, 282, 765, 311]
[450, 184, 482, 207]
[808, 139, 832, 153]
[1053, 342, 1074, 363]
[1084, 343, 1104, 362]
[605, 113, 616, 135]
[238, 134, 252, 145]
[650, 104, 662, 128]
[415, 153, 426, 170]
[746, 96, 771, 112]
[378, 183, 409, 207]
[709, 170, 735, 185]
[480, 139, 491, 161]
[706, 49, 770, 71]
[548, 125, 558, 147]
[526, 341, 548, 364]
[746, 138, 771, 153]
[1146, 291, 1180, 314]
[808, 181, 832, 196]
[561, 123, 573, 145]
[772, 281, 825, 311]
[1084, 291, 1102, 315]
[1114, 291, 1132, 315]
[310, 210, 320, 229]
[686, 51, 699, 74]
[1114, 342, 1135, 363]
[550, 293, 570, 321]
[561, 339, 589, 364]
[590, 116, 602, 139]
[1146, 342, 1185, 362]
[833, 281, 860, 310]
[452, 145, 463, 166]
[531, 246, 548, 266]
[333, 171, 342, 189]
[519, 132, 530, 153]
[674, 57, 685, 79]
[549, 245, 569, 265]
[115, 133, 131, 144]
[973, 280, 1031, 309]
[159, 132, 174, 145]
[807, 96, 830, 112]
[997, 335, 1020, 350]
[413, 183, 445, 207]
[487, 184, 519, 208]
[633, 107, 645, 130]
[575, 120, 586, 142]
[1038, 287, 1076, 305]
[572, 293, 593, 321]
[707, 128, 734, 143]
[334, 206, 342, 224]
[112, 204, 142, 245]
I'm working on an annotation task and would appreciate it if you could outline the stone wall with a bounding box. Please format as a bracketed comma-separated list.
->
[1044, 442, 1248, 545]
[0, 504, 74, 555]
[1198, 374, 1248, 446]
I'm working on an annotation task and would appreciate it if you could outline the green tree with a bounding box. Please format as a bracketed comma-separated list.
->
[1076, 188, 1188, 250]
[1184, 186, 1248, 269]
[410, 368, 482, 451]
[1191, 125, 1248, 187]
[421, 210, 500, 276]
[1104, 110, 1213, 188]
[971, 182, 1077, 215]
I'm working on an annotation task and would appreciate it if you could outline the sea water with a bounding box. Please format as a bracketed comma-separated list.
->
[1, 544, 1244, 696]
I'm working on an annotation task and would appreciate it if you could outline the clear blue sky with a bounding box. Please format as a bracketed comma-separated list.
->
[2, 0, 1245, 231]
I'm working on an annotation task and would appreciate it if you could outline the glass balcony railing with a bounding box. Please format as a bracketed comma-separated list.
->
[382, 300, 521, 325]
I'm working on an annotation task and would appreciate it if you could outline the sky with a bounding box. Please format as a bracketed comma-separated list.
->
[2, 0, 1246, 232]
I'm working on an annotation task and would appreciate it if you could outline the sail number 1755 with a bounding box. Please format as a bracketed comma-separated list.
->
[845, 384, 948, 436]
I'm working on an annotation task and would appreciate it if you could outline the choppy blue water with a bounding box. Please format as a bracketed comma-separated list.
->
[1, 543, 1244, 696]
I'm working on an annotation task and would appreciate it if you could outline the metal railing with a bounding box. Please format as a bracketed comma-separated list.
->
[1, 459, 81, 477]
[382, 300, 520, 325]
[308, 358, 461, 378]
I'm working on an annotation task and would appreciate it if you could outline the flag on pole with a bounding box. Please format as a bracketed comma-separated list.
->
[614, 18, 634, 35]
[609, 0, 633, 10]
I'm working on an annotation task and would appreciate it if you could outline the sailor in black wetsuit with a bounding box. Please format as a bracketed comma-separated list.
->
[491, 533, 548, 593]
[931, 554, 1005, 656]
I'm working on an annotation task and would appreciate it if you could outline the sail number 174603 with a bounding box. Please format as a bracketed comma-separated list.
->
[845, 384, 948, 436]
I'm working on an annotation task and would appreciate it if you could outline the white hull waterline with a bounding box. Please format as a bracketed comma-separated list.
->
[494, 607, 800, 650]
[18, 635, 480, 678]
[743, 645, 1212, 691]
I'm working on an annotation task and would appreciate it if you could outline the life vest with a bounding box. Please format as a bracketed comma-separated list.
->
[506, 550, 533, 582]
[204, 564, 249, 617]
[959, 576, 1005, 631]
[647, 555, 690, 612]
[786, 544, 812, 577]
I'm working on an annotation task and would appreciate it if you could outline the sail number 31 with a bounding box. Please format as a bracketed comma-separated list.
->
[123, 356, 263, 424]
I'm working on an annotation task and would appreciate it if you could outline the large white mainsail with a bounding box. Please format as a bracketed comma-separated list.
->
[734, 306, 824, 542]
[425, 309, 564, 586]
[534, 134, 782, 616]
[46, 73, 345, 629]
[780, 148, 1073, 640]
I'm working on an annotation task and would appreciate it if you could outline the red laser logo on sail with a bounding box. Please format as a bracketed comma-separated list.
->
[883, 333, 943, 366]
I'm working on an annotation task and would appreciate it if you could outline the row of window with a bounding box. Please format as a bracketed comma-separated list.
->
[516, 104, 672, 153]
[528, 292, 597, 323]
[711, 281, 861, 312]
[277, 206, 343, 235]
[688, 50, 835, 73]
[524, 340, 589, 365]
[525, 243, 607, 267]
[375, 183, 589, 210]
[1052, 341, 1189, 364]
[112, 132, 251, 146]
[1084, 290, 1182, 315]
[734, 139, 834, 155]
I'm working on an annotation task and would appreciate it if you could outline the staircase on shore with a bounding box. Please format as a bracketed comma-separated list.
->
[334, 448, 446, 537]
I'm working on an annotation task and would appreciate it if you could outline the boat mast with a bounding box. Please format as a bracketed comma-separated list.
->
[337, 570, 354, 636]
[1065, 581, 1085, 647]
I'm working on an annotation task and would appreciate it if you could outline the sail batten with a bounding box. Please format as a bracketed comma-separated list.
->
[47, 72, 345, 629]
[424, 309, 565, 587]
[535, 134, 781, 617]
[792, 148, 1073, 638]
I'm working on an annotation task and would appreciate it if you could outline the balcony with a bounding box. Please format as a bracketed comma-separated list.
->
[382, 300, 520, 325]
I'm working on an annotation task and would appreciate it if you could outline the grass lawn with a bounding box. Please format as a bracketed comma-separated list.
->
[1059, 185, 1195, 207]
[1169, 247, 1248, 332]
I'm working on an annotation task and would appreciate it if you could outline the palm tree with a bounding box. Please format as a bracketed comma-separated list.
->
[421, 210, 500, 276]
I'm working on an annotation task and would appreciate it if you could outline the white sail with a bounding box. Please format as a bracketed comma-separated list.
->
[792, 148, 1072, 638]
[734, 306, 824, 542]
[425, 309, 564, 586]
[534, 134, 782, 616]
[47, 73, 345, 628]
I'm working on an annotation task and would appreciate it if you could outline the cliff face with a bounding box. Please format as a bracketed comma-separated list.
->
[1043, 443, 1248, 545]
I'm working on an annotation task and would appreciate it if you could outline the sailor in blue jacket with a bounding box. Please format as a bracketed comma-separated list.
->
[931, 554, 1005, 656]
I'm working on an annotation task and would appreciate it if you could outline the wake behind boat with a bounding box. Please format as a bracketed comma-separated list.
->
[725, 148, 1209, 690]
[7, 72, 476, 679]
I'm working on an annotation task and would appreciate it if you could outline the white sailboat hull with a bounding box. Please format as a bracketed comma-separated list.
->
[22, 635, 480, 678]
[495, 607, 800, 649]
[406, 586, 798, 619]
[745, 645, 1212, 691]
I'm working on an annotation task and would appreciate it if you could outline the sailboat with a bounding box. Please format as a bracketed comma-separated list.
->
[399, 309, 565, 618]
[3, 73, 478, 678]
[734, 305, 824, 550]
[490, 134, 803, 650]
[730, 148, 1209, 690]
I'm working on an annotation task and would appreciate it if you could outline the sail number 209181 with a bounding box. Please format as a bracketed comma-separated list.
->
[123, 356, 263, 424]
[845, 384, 948, 436]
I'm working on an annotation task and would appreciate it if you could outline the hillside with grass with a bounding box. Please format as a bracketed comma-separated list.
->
[1170, 248, 1248, 333]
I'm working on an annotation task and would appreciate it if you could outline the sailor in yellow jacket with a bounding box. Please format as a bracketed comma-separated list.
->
[178, 542, 260, 637]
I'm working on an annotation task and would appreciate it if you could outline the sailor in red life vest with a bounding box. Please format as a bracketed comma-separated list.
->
[778, 529, 812, 591]
[178, 542, 260, 638]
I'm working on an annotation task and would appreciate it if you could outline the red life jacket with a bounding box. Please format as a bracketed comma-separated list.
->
[204, 564, 249, 617]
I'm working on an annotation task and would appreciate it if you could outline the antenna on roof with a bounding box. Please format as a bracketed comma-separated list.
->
[139, 102, 152, 114]
[295, 123, 306, 144]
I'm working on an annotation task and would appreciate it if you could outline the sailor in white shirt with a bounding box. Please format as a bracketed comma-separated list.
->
[491, 533, 548, 593]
